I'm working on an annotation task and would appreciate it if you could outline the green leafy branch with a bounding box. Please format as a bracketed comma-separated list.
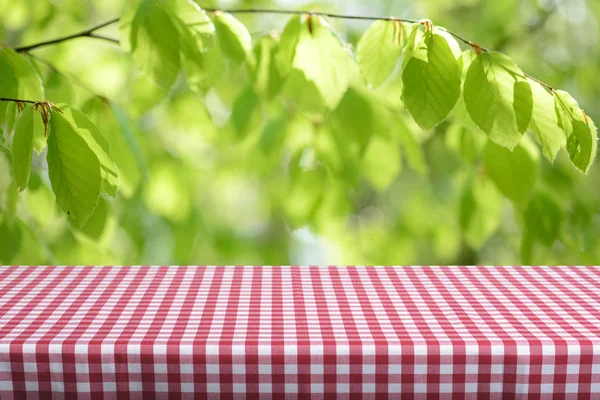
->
[1, 0, 597, 231]
[11, 7, 552, 91]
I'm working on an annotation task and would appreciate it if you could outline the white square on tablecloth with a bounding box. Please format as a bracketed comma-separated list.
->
[285, 383, 298, 393]
[439, 364, 452, 374]
[465, 383, 477, 393]
[51, 381, 64, 392]
[491, 345, 504, 356]
[591, 383, 600, 392]
[77, 382, 90, 392]
[128, 364, 141, 374]
[103, 382, 117, 392]
[181, 383, 194, 392]
[414, 365, 427, 375]
[337, 345, 350, 355]
[180, 364, 194, 374]
[440, 383, 452, 393]
[259, 364, 271, 374]
[206, 364, 219, 374]
[490, 382, 503, 392]
[516, 384, 528, 394]
[232, 364, 245, 374]
[310, 345, 323, 356]
[465, 364, 478, 374]
[232, 345, 245, 355]
[233, 383, 246, 393]
[388, 364, 401, 375]
[285, 364, 297, 375]
[491, 364, 503, 374]
[154, 364, 168, 374]
[363, 364, 375, 374]
[540, 384, 554, 393]
[363, 383, 375, 393]
[311, 383, 324, 393]
[388, 383, 401, 393]
[25, 382, 38, 391]
[102, 363, 115, 374]
[311, 364, 323, 374]
[206, 345, 219, 355]
[284, 345, 297, 356]
[129, 381, 143, 392]
[155, 382, 169, 392]
[516, 364, 529, 375]
[50, 362, 62, 373]
[180, 345, 193, 355]
[592, 364, 600, 374]
[541, 364, 554, 375]
[23, 363, 37, 373]
[258, 345, 271, 356]
[414, 383, 427, 393]
[207, 383, 220, 393]
[566, 364, 579, 374]
[259, 383, 272, 392]
[565, 383, 579, 393]
[337, 383, 349, 393]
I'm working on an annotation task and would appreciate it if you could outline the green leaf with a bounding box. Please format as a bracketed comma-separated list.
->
[568, 119, 597, 174]
[81, 98, 143, 198]
[291, 16, 355, 109]
[394, 114, 428, 175]
[445, 121, 487, 163]
[0, 217, 45, 264]
[73, 195, 111, 241]
[251, 35, 284, 99]
[524, 191, 563, 247]
[129, 73, 170, 118]
[4, 181, 18, 228]
[0, 130, 10, 160]
[122, 0, 181, 89]
[0, 48, 43, 99]
[464, 52, 532, 149]
[55, 104, 118, 197]
[362, 135, 402, 191]
[0, 51, 18, 98]
[528, 81, 566, 161]
[329, 88, 385, 155]
[483, 137, 539, 203]
[460, 173, 502, 250]
[283, 69, 325, 114]
[514, 80, 533, 133]
[357, 20, 404, 89]
[277, 15, 302, 76]
[231, 86, 260, 136]
[402, 30, 461, 130]
[47, 109, 102, 225]
[213, 11, 253, 65]
[11, 107, 34, 191]
[169, 0, 222, 91]
[554, 90, 597, 174]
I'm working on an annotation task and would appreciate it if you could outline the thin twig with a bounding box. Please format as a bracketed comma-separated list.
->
[15, 17, 119, 52]
[0, 97, 38, 105]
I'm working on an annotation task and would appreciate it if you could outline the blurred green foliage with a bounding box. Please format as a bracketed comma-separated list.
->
[1, 0, 599, 265]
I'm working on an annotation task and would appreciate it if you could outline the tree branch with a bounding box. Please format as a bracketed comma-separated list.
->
[0, 97, 38, 105]
[15, 17, 120, 52]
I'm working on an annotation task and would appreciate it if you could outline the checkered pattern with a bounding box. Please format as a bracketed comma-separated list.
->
[0, 266, 599, 399]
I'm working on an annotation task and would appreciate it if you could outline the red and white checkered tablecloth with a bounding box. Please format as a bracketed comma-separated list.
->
[0, 266, 599, 399]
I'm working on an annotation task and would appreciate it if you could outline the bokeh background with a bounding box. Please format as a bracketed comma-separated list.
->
[1, 0, 599, 265]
